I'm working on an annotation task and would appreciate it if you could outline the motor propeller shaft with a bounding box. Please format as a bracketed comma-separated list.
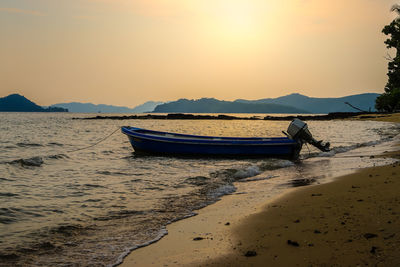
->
[287, 119, 330, 152]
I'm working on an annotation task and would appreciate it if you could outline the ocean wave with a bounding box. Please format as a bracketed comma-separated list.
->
[210, 159, 295, 182]
[233, 165, 261, 179]
[0, 223, 89, 266]
[207, 184, 236, 199]
[84, 198, 102, 203]
[5, 154, 68, 167]
[184, 176, 210, 186]
[302, 138, 392, 159]
[0, 177, 14, 181]
[47, 142, 64, 147]
[239, 175, 277, 182]
[9, 157, 44, 167]
[0, 252, 19, 261]
[97, 170, 131, 176]
[45, 154, 69, 160]
[259, 159, 295, 171]
[16, 143, 43, 147]
[0, 207, 19, 224]
[49, 224, 87, 237]
[113, 228, 168, 267]
[94, 210, 146, 221]
[0, 192, 19, 197]
[83, 183, 106, 188]
[210, 169, 238, 180]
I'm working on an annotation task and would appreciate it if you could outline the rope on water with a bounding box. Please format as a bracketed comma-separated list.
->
[66, 127, 121, 153]
[305, 142, 311, 157]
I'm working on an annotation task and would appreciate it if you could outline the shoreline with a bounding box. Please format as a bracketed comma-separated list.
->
[119, 114, 400, 266]
[75, 112, 394, 121]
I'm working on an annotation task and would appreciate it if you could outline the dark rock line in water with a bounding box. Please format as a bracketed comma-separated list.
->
[74, 112, 390, 121]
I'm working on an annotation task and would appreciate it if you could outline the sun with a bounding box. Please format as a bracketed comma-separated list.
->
[204, 0, 270, 41]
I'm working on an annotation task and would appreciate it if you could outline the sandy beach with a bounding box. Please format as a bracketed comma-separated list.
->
[120, 114, 400, 267]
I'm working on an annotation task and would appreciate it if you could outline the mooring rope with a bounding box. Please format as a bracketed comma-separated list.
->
[6, 127, 122, 166]
[305, 142, 311, 157]
[66, 127, 121, 153]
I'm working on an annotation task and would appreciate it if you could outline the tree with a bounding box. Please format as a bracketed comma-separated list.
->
[376, 5, 400, 112]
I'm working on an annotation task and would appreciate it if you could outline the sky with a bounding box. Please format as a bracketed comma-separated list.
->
[0, 0, 398, 107]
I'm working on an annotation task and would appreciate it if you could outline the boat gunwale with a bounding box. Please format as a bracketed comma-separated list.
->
[121, 126, 299, 146]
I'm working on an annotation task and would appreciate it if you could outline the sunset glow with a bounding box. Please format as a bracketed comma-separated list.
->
[0, 0, 397, 106]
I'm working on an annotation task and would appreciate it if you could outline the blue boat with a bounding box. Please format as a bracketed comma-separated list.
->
[121, 119, 330, 158]
[121, 126, 301, 158]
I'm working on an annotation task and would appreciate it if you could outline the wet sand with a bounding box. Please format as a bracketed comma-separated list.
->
[120, 114, 400, 267]
[202, 156, 400, 266]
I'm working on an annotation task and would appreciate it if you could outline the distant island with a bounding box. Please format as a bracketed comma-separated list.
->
[0, 94, 68, 112]
[154, 98, 308, 114]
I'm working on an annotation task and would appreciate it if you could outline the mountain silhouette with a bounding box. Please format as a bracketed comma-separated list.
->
[51, 101, 163, 113]
[1, 93, 380, 114]
[0, 94, 67, 112]
[235, 93, 379, 113]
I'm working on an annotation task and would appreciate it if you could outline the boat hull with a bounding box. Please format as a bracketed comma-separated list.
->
[121, 126, 302, 158]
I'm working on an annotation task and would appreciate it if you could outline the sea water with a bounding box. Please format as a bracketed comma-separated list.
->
[0, 113, 399, 266]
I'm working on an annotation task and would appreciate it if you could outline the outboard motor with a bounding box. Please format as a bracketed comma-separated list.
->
[287, 119, 330, 152]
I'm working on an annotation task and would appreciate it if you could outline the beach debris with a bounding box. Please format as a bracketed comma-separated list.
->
[384, 233, 395, 240]
[225, 222, 230, 226]
[363, 233, 378, 239]
[291, 178, 316, 187]
[370, 246, 378, 254]
[311, 193, 322, 197]
[294, 219, 300, 223]
[314, 230, 321, 234]
[344, 102, 366, 112]
[244, 250, 257, 257]
[193, 237, 204, 241]
[287, 240, 300, 247]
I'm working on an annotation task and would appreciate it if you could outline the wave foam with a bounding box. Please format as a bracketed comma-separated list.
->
[303, 138, 392, 159]
[233, 166, 261, 179]
[112, 228, 168, 267]
[208, 184, 236, 199]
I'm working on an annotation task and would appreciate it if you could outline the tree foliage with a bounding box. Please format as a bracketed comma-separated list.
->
[376, 5, 400, 112]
